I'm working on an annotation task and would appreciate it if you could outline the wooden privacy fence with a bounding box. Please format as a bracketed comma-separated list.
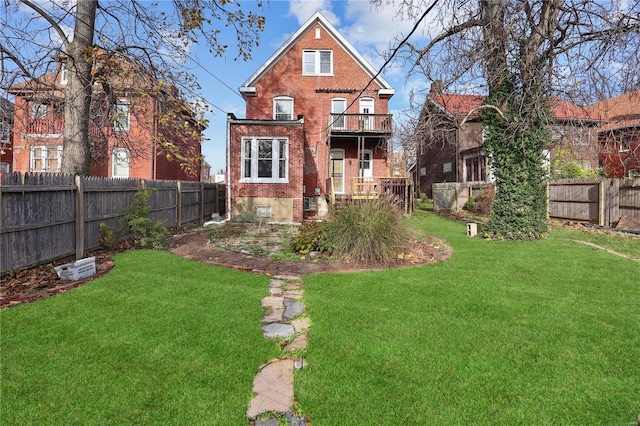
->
[1, 173, 226, 275]
[432, 178, 639, 229]
[548, 178, 640, 227]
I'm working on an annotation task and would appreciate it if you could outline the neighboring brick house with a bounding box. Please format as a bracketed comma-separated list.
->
[227, 12, 400, 223]
[587, 90, 640, 178]
[0, 97, 13, 174]
[414, 82, 600, 197]
[7, 55, 202, 181]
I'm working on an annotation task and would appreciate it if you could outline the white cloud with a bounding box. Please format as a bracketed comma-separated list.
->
[288, 0, 340, 25]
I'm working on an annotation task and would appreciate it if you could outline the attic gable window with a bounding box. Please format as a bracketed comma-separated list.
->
[303, 50, 332, 76]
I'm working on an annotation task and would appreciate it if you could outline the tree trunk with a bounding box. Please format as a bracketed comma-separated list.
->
[61, 0, 97, 175]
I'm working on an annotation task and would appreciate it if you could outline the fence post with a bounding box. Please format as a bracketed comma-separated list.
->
[608, 179, 620, 227]
[75, 175, 84, 260]
[598, 180, 605, 226]
[176, 181, 182, 226]
[200, 182, 205, 224]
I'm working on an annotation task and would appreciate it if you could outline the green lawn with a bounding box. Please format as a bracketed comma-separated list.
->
[1, 251, 278, 425]
[296, 211, 640, 425]
[2, 213, 639, 425]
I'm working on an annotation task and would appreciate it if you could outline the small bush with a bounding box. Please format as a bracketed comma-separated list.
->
[231, 210, 255, 223]
[472, 186, 495, 216]
[98, 222, 116, 249]
[465, 196, 476, 210]
[325, 196, 412, 263]
[123, 187, 168, 249]
[290, 221, 333, 254]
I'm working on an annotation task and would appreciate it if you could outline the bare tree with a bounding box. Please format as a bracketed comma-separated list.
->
[0, 0, 265, 175]
[382, 0, 640, 239]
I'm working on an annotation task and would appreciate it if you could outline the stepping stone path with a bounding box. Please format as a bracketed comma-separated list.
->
[247, 275, 309, 425]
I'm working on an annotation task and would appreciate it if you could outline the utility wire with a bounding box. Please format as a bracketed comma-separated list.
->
[308, 0, 440, 137]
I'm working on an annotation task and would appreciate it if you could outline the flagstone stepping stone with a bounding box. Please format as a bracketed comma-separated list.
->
[246, 359, 295, 419]
[284, 333, 307, 352]
[262, 309, 284, 324]
[269, 279, 285, 288]
[291, 317, 311, 332]
[255, 418, 279, 426]
[269, 287, 283, 296]
[285, 283, 302, 290]
[273, 275, 300, 281]
[261, 296, 284, 309]
[283, 299, 305, 320]
[282, 290, 304, 299]
[262, 323, 295, 339]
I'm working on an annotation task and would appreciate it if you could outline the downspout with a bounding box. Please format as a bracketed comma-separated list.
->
[225, 114, 232, 221]
[151, 97, 157, 179]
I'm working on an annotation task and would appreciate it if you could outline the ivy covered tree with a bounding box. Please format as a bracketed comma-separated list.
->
[385, 0, 639, 239]
[1, 0, 265, 175]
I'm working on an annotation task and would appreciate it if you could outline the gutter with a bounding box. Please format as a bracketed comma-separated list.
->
[226, 113, 232, 221]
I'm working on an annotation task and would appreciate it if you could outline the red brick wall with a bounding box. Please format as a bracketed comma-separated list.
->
[229, 121, 305, 222]
[11, 93, 201, 181]
[243, 21, 391, 197]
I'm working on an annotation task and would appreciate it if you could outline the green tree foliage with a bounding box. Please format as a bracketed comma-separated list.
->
[1, 0, 265, 174]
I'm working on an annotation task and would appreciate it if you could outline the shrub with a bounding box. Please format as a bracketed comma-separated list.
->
[324, 196, 412, 263]
[231, 210, 255, 223]
[290, 221, 333, 255]
[465, 196, 476, 211]
[472, 186, 495, 216]
[123, 187, 168, 249]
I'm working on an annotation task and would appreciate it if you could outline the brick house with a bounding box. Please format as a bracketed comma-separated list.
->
[7, 55, 202, 180]
[227, 12, 405, 223]
[587, 90, 640, 178]
[414, 82, 600, 197]
[0, 97, 13, 174]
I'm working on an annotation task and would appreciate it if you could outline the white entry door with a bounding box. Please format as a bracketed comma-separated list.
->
[359, 149, 373, 181]
[359, 98, 374, 130]
[330, 149, 345, 193]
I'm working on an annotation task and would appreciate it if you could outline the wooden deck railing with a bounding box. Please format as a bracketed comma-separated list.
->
[325, 176, 413, 214]
[327, 114, 393, 134]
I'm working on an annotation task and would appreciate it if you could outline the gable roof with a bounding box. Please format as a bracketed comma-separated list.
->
[239, 12, 394, 96]
[428, 92, 595, 121]
[585, 90, 640, 121]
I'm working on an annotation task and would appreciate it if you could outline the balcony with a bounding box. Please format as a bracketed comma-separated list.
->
[25, 119, 105, 139]
[327, 114, 393, 135]
[26, 119, 63, 135]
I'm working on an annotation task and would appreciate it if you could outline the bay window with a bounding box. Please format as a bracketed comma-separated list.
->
[242, 137, 288, 182]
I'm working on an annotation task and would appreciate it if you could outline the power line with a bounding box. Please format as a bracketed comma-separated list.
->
[308, 0, 440, 137]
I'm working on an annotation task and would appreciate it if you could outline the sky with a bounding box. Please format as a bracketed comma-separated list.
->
[187, 0, 433, 175]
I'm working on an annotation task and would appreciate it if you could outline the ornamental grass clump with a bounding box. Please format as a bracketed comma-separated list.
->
[325, 196, 412, 263]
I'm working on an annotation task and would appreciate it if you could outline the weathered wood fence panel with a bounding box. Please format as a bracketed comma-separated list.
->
[1, 173, 76, 274]
[432, 182, 492, 211]
[548, 179, 601, 223]
[432, 179, 639, 229]
[549, 178, 640, 227]
[1, 173, 226, 275]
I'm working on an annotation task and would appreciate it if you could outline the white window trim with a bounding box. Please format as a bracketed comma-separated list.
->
[32, 103, 47, 120]
[302, 49, 333, 76]
[330, 148, 345, 194]
[240, 137, 289, 183]
[273, 96, 294, 120]
[112, 147, 130, 178]
[60, 64, 68, 85]
[29, 145, 62, 172]
[113, 99, 130, 132]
